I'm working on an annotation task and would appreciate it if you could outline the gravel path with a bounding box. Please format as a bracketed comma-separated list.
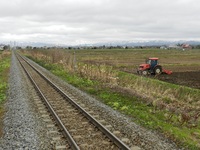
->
[0, 52, 51, 150]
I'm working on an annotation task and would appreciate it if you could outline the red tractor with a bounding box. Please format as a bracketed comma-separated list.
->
[137, 58, 172, 75]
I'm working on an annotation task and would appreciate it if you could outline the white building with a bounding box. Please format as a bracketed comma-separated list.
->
[0, 45, 4, 51]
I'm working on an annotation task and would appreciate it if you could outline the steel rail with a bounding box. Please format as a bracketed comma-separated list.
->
[17, 53, 130, 150]
[16, 53, 80, 150]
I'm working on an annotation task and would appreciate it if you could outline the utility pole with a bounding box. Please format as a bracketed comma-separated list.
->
[10, 41, 11, 50]
[13, 41, 16, 50]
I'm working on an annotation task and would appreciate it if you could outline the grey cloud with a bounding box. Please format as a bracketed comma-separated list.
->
[0, 0, 200, 44]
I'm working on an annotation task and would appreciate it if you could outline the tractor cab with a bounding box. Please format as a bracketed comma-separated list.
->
[137, 57, 162, 75]
[146, 58, 158, 70]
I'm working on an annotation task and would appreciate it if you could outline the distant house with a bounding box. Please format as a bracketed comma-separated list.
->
[160, 46, 168, 49]
[181, 44, 192, 50]
[168, 44, 181, 49]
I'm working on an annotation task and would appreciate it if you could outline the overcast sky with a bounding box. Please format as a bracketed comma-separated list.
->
[0, 0, 200, 45]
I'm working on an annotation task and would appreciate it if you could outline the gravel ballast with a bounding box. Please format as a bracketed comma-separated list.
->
[0, 53, 51, 150]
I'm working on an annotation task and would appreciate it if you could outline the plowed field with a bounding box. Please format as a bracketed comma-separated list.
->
[157, 71, 200, 89]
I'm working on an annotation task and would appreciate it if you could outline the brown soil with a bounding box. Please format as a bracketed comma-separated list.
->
[157, 71, 200, 89]
[124, 67, 200, 89]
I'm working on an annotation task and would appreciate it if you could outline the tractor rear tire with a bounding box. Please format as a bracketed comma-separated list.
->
[154, 66, 162, 75]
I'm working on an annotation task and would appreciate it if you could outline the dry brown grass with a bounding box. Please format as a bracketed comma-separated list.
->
[22, 49, 118, 84]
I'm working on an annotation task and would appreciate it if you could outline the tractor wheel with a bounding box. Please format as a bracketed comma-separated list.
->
[142, 70, 148, 75]
[154, 66, 162, 75]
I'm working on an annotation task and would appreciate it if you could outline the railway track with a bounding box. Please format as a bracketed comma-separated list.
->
[16, 52, 131, 150]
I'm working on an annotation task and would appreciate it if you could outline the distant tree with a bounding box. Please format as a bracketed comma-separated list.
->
[26, 46, 32, 49]
[195, 45, 200, 49]
[92, 46, 97, 49]
[177, 43, 182, 46]
[16, 46, 22, 49]
[3, 45, 10, 50]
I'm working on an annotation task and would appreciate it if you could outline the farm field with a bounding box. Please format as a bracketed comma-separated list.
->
[75, 48, 200, 89]
[157, 71, 200, 89]
[21, 48, 200, 149]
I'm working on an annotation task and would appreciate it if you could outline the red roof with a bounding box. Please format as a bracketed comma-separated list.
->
[149, 57, 158, 60]
[182, 44, 191, 48]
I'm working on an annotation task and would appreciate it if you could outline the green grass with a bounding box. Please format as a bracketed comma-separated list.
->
[0, 54, 11, 104]
[25, 55, 200, 149]
[0, 51, 11, 137]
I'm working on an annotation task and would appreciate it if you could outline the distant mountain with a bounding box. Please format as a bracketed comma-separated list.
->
[27, 42, 55, 47]
[5, 40, 200, 48]
[89, 40, 200, 47]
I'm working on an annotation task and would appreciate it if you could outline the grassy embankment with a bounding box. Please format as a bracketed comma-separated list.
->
[0, 51, 11, 136]
[21, 48, 200, 149]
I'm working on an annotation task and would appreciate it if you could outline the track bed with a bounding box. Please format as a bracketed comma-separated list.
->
[16, 53, 130, 150]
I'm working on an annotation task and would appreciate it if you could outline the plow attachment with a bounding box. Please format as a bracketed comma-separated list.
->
[163, 69, 172, 75]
